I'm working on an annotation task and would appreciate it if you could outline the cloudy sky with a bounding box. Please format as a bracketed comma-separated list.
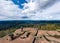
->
[0, 0, 60, 20]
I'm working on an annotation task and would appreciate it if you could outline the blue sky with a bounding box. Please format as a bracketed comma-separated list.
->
[0, 0, 60, 20]
[12, 0, 28, 8]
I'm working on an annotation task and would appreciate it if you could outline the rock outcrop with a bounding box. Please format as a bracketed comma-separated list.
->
[0, 28, 60, 43]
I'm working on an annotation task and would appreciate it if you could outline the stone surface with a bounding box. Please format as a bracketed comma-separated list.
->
[0, 28, 60, 43]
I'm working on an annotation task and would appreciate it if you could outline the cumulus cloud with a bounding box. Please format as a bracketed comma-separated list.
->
[0, 0, 60, 20]
[0, 0, 24, 19]
[21, 0, 60, 20]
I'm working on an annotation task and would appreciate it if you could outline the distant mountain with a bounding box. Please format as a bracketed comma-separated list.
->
[0, 20, 60, 24]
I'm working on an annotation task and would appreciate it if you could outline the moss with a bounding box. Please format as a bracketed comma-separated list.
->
[53, 35, 60, 38]
[0, 28, 17, 38]
[0, 31, 6, 38]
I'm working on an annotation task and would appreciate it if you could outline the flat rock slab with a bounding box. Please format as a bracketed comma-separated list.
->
[0, 28, 60, 43]
[10, 35, 34, 43]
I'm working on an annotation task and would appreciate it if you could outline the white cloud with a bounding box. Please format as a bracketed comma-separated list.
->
[0, 0, 23, 19]
[0, 0, 60, 20]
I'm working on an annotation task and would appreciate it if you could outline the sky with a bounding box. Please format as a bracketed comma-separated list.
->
[0, 0, 60, 20]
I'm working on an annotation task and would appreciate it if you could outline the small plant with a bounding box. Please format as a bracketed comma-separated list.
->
[16, 33, 20, 37]
[8, 33, 14, 41]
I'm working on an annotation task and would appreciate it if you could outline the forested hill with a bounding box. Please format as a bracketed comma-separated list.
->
[0, 20, 60, 24]
[0, 20, 60, 30]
